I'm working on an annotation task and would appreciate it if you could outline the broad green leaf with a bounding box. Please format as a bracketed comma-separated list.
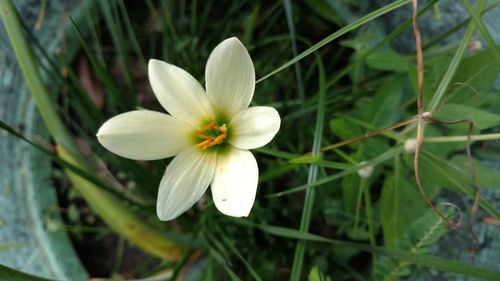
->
[435, 104, 500, 130]
[407, 209, 452, 254]
[342, 171, 361, 215]
[366, 50, 409, 72]
[380, 173, 428, 248]
[449, 46, 500, 104]
[374, 208, 454, 280]
[330, 117, 363, 149]
[419, 151, 500, 219]
[449, 155, 500, 188]
[360, 75, 405, 128]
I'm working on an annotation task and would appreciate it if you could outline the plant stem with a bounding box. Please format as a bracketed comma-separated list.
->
[423, 133, 500, 143]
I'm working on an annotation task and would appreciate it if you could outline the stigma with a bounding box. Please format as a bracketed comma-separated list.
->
[195, 117, 227, 150]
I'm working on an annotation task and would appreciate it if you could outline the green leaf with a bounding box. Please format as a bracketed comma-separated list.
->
[407, 208, 453, 254]
[374, 208, 454, 280]
[380, 168, 429, 248]
[289, 154, 323, 164]
[360, 75, 405, 128]
[427, 0, 484, 112]
[365, 50, 409, 72]
[257, 0, 413, 82]
[419, 151, 500, 219]
[303, 0, 342, 25]
[231, 220, 500, 280]
[462, 0, 500, 65]
[449, 46, 500, 103]
[330, 117, 363, 149]
[308, 266, 332, 281]
[290, 53, 327, 281]
[342, 171, 361, 214]
[0, 0, 183, 260]
[435, 104, 500, 130]
[449, 155, 500, 188]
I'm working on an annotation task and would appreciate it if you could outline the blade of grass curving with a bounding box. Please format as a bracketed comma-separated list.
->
[99, 0, 137, 106]
[0, 119, 152, 211]
[421, 151, 500, 219]
[19, 14, 103, 130]
[116, 0, 147, 72]
[268, 146, 404, 198]
[426, 0, 485, 113]
[190, 0, 197, 33]
[0, 0, 183, 260]
[422, 2, 499, 50]
[259, 163, 300, 183]
[283, 0, 305, 104]
[202, 228, 242, 281]
[290, 54, 326, 281]
[231, 220, 500, 281]
[255, 147, 351, 170]
[70, 17, 122, 111]
[257, 0, 412, 83]
[55, 54, 103, 130]
[325, 0, 437, 89]
[85, 1, 105, 63]
[1, 8, 77, 156]
[462, 0, 500, 64]
[218, 229, 263, 281]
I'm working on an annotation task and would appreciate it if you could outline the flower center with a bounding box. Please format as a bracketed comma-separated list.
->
[195, 117, 227, 150]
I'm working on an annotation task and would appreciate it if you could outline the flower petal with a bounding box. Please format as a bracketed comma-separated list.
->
[157, 147, 217, 221]
[211, 148, 258, 217]
[149, 59, 213, 127]
[205, 37, 255, 116]
[228, 106, 280, 149]
[97, 110, 191, 160]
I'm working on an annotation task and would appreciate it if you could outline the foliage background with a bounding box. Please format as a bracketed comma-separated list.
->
[1, 0, 500, 280]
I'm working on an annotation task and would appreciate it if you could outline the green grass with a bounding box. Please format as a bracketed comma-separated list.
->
[2, 0, 500, 280]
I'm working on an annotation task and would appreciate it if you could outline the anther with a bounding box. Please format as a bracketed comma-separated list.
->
[195, 118, 227, 150]
[199, 117, 217, 133]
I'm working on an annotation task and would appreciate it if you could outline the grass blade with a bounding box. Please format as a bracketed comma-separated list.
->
[426, 0, 484, 112]
[257, 0, 412, 83]
[0, 0, 183, 260]
[290, 54, 326, 281]
[232, 220, 500, 281]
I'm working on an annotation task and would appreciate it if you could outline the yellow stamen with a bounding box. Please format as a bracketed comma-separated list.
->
[199, 117, 217, 133]
[195, 118, 227, 150]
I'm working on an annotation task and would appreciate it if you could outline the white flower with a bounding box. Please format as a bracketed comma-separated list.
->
[96, 38, 280, 221]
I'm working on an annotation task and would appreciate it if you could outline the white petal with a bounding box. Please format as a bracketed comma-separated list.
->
[149, 59, 213, 127]
[211, 148, 258, 217]
[97, 110, 192, 160]
[228, 106, 280, 150]
[205, 37, 255, 116]
[156, 147, 217, 221]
